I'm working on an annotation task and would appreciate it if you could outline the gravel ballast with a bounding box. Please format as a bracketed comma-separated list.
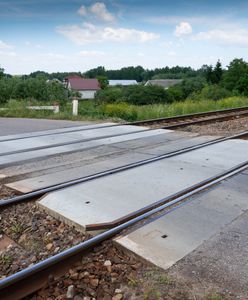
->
[180, 116, 248, 136]
[0, 203, 88, 279]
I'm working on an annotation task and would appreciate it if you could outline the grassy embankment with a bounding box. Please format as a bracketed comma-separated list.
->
[0, 97, 248, 122]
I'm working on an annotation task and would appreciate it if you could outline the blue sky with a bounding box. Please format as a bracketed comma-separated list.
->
[0, 0, 248, 74]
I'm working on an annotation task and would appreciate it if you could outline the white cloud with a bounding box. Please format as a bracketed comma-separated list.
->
[0, 40, 13, 49]
[0, 51, 17, 57]
[148, 16, 227, 26]
[163, 41, 173, 48]
[78, 5, 87, 16]
[174, 22, 192, 37]
[77, 2, 115, 22]
[77, 50, 105, 57]
[25, 41, 44, 49]
[45, 53, 65, 59]
[168, 51, 176, 57]
[89, 2, 115, 22]
[194, 29, 248, 46]
[57, 22, 160, 44]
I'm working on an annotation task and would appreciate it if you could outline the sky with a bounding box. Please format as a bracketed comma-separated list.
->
[0, 0, 248, 74]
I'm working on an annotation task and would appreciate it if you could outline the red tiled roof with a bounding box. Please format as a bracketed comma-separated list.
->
[68, 78, 100, 90]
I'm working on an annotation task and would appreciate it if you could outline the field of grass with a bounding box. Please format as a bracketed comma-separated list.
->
[1, 97, 248, 122]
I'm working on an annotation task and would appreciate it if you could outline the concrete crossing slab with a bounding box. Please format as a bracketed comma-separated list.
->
[38, 139, 248, 231]
[0, 117, 95, 136]
[0, 123, 115, 142]
[110, 130, 195, 150]
[7, 151, 154, 193]
[5, 133, 213, 191]
[0, 129, 166, 167]
[0, 125, 149, 155]
[115, 173, 248, 270]
[167, 139, 248, 169]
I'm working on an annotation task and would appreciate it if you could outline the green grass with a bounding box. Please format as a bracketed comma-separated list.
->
[1, 97, 248, 122]
[206, 294, 228, 300]
[134, 96, 248, 120]
[0, 253, 13, 266]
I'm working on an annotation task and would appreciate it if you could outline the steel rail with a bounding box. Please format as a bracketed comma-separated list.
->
[0, 160, 247, 300]
[85, 158, 248, 231]
[131, 105, 248, 125]
[1, 106, 248, 158]
[1, 130, 247, 208]
[159, 110, 248, 129]
[0, 105, 247, 144]
[0, 127, 150, 157]
[0, 123, 121, 143]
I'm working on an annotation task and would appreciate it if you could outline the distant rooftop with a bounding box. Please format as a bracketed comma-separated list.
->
[66, 77, 100, 91]
[109, 80, 138, 86]
[145, 79, 183, 89]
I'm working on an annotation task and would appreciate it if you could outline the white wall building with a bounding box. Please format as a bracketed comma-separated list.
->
[65, 76, 100, 99]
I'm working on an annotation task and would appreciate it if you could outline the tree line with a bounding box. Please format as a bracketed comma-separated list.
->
[0, 58, 247, 104]
[96, 58, 248, 104]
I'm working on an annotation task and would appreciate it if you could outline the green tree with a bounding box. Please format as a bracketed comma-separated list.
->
[123, 85, 170, 105]
[213, 60, 223, 84]
[0, 65, 4, 79]
[203, 61, 223, 84]
[84, 66, 106, 78]
[222, 58, 248, 91]
[95, 87, 123, 103]
[96, 76, 109, 89]
[235, 74, 248, 96]
[180, 77, 206, 98]
[189, 84, 231, 101]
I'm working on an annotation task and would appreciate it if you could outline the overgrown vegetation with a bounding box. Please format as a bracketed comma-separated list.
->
[0, 58, 248, 121]
[0, 75, 67, 104]
[1, 97, 247, 123]
[94, 59, 248, 104]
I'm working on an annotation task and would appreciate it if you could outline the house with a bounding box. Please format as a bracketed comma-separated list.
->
[145, 79, 183, 89]
[64, 75, 100, 99]
[108, 80, 138, 86]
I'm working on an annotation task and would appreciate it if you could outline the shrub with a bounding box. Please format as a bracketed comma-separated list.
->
[189, 85, 232, 101]
[0, 77, 67, 104]
[95, 87, 123, 103]
[96, 85, 172, 105]
[99, 102, 138, 121]
[123, 85, 170, 105]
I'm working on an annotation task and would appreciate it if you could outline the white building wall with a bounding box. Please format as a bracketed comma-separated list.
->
[78, 90, 97, 99]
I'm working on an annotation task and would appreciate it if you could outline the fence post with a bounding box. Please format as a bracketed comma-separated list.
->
[72, 98, 78, 116]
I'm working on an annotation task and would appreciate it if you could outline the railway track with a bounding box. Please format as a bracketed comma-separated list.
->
[0, 106, 247, 145]
[132, 105, 248, 128]
[1, 107, 248, 299]
[0, 159, 248, 300]
[1, 130, 248, 209]
[0, 106, 247, 160]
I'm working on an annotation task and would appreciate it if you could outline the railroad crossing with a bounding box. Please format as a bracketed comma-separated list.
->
[0, 108, 248, 299]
